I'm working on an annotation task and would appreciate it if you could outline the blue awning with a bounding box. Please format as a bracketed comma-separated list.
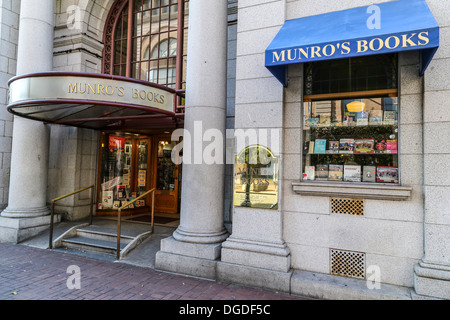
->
[265, 0, 439, 87]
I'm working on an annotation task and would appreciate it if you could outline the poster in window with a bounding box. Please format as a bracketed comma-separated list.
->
[356, 112, 369, 126]
[343, 112, 357, 126]
[354, 139, 374, 154]
[306, 117, 319, 127]
[363, 166, 376, 182]
[369, 110, 383, 126]
[113, 201, 121, 210]
[376, 166, 398, 183]
[383, 111, 397, 125]
[117, 185, 127, 200]
[319, 114, 331, 126]
[303, 166, 315, 181]
[109, 136, 125, 152]
[344, 165, 361, 182]
[327, 141, 339, 154]
[328, 164, 343, 181]
[339, 139, 355, 154]
[386, 140, 398, 154]
[308, 141, 315, 154]
[102, 191, 114, 209]
[135, 200, 145, 207]
[331, 112, 342, 127]
[374, 140, 387, 153]
[138, 170, 146, 187]
[314, 139, 327, 154]
[315, 165, 328, 181]
[123, 169, 130, 186]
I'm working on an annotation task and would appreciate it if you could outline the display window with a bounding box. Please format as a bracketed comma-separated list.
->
[98, 133, 151, 212]
[97, 132, 181, 214]
[302, 54, 399, 184]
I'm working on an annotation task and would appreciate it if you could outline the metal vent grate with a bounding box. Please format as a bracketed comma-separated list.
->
[330, 249, 366, 279]
[331, 198, 364, 216]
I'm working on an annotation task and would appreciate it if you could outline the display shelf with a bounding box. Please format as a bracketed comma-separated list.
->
[302, 97, 399, 184]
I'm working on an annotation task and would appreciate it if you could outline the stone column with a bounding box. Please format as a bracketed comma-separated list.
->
[413, 64, 450, 299]
[155, 0, 229, 279]
[0, 0, 54, 242]
[214, 0, 291, 293]
[413, 1, 450, 300]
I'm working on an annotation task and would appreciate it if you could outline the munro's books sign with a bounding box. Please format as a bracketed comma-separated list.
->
[8, 72, 175, 113]
[265, 0, 439, 86]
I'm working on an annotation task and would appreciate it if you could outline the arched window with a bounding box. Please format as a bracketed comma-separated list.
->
[103, 0, 189, 91]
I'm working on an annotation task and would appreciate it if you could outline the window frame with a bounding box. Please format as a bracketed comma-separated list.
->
[103, 0, 189, 110]
[293, 54, 412, 201]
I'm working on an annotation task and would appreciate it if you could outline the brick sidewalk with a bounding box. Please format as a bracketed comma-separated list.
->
[0, 243, 306, 301]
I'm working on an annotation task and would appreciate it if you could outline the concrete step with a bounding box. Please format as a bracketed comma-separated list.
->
[53, 221, 153, 259]
[76, 228, 134, 245]
[62, 235, 128, 255]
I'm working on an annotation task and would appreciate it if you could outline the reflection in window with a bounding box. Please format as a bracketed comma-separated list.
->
[157, 141, 176, 191]
[304, 54, 398, 96]
[150, 38, 177, 59]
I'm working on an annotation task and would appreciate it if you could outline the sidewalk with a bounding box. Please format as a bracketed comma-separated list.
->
[0, 241, 306, 301]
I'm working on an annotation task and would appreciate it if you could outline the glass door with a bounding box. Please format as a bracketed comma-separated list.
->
[134, 138, 150, 207]
[97, 133, 152, 214]
[154, 137, 179, 214]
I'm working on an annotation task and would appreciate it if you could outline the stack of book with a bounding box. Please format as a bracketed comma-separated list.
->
[305, 138, 397, 154]
[302, 165, 398, 183]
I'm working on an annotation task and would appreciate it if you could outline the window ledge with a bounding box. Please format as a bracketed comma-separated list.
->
[292, 181, 412, 201]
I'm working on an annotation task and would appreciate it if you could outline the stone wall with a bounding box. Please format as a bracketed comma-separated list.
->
[48, 0, 108, 220]
[230, 0, 449, 298]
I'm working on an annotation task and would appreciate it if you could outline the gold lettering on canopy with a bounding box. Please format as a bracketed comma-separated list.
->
[8, 75, 175, 113]
[270, 31, 431, 64]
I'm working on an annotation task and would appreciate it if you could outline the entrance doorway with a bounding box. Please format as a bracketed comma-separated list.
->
[96, 132, 180, 220]
[154, 138, 180, 214]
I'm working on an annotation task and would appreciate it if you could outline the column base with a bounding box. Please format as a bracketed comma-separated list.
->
[414, 260, 450, 299]
[221, 236, 291, 272]
[216, 236, 292, 293]
[291, 270, 412, 300]
[155, 236, 223, 280]
[0, 214, 58, 244]
[217, 261, 293, 293]
[1, 206, 50, 218]
[173, 226, 229, 244]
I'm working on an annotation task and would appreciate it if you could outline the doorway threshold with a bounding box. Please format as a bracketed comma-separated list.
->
[123, 213, 180, 227]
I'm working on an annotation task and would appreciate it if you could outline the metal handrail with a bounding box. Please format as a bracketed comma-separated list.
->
[116, 188, 156, 260]
[49, 185, 95, 249]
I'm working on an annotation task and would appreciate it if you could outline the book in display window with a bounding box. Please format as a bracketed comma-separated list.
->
[302, 97, 399, 184]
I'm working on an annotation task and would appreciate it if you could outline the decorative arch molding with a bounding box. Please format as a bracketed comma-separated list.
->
[102, 0, 129, 75]
[52, 0, 124, 73]
[85, 0, 118, 41]
[54, 0, 118, 42]
[101, 0, 189, 90]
